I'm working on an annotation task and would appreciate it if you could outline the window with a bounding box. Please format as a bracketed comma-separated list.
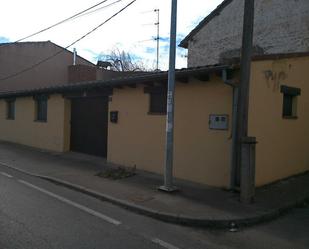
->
[34, 95, 48, 122]
[144, 86, 167, 114]
[280, 85, 301, 119]
[6, 99, 15, 120]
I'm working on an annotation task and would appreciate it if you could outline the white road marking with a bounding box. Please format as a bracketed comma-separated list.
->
[0, 172, 13, 178]
[151, 238, 180, 249]
[18, 179, 121, 226]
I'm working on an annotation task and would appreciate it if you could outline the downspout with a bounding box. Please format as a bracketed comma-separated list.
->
[222, 69, 239, 190]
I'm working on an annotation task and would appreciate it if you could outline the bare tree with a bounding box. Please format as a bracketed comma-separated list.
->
[98, 48, 151, 72]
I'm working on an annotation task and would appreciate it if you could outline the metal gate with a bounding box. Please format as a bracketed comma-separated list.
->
[70, 97, 108, 157]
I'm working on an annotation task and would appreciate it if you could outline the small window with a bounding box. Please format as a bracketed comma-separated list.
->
[6, 99, 15, 120]
[281, 85, 300, 119]
[34, 95, 48, 122]
[150, 91, 167, 114]
[144, 86, 167, 115]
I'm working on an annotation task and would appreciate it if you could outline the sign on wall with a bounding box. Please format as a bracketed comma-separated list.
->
[209, 114, 229, 130]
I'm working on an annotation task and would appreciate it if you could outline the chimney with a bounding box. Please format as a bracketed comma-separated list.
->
[73, 48, 77, 65]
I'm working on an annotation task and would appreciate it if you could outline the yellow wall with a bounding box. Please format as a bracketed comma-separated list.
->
[108, 76, 233, 187]
[63, 98, 71, 152]
[0, 94, 69, 152]
[249, 57, 309, 186]
[1, 57, 307, 188]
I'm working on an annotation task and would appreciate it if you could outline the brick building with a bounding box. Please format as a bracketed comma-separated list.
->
[180, 0, 309, 67]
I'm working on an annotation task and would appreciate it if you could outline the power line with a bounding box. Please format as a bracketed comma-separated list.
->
[70, 0, 123, 20]
[9, 0, 117, 44]
[0, 0, 137, 82]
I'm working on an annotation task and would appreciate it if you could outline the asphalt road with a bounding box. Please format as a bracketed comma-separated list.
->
[0, 165, 308, 249]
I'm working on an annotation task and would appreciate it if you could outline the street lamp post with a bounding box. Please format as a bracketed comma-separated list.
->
[159, 0, 178, 192]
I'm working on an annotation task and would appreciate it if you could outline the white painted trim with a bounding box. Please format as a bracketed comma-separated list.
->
[18, 179, 121, 226]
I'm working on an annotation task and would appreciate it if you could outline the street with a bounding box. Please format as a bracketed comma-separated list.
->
[0, 165, 308, 249]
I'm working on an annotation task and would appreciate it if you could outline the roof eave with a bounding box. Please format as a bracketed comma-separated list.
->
[0, 65, 234, 99]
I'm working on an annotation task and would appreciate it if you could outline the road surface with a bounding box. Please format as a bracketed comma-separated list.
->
[0, 165, 308, 249]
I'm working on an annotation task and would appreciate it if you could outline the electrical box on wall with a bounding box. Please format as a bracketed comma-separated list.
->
[110, 111, 118, 123]
[209, 114, 229, 130]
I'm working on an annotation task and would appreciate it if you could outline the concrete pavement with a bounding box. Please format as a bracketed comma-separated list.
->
[0, 141, 308, 229]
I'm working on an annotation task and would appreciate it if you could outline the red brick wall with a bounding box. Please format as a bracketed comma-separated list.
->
[68, 65, 97, 83]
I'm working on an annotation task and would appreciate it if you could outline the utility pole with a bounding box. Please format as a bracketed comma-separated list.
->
[237, 0, 257, 203]
[154, 9, 160, 71]
[159, 0, 178, 192]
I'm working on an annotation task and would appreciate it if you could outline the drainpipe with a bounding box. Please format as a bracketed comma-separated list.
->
[222, 69, 239, 190]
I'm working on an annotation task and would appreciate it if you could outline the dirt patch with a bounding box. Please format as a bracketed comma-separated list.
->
[96, 166, 136, 180]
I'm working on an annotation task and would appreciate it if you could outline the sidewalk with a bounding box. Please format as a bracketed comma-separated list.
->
[0, 141, 308, 228]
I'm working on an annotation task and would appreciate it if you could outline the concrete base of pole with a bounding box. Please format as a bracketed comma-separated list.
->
[158, 185, 179, 193]
[240, 136, 257, 204]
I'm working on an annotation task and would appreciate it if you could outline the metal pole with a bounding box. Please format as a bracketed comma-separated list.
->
[154, 9, 160, 71]
[237, 0, 256, 203]
[230, 87, 239, 189]
[159, 0, 178, 192]
[238, 0, 255, 137]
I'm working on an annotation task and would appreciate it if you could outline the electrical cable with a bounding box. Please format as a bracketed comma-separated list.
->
[70, 0, 122, 20]
[0, 0, 137, 82]
[13, 0, 111, 43]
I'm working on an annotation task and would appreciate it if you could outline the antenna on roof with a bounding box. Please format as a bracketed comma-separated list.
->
[154, 9, 160, 71]
[140, 8, 160, 71]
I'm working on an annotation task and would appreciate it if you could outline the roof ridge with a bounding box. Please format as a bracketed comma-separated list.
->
[0, 40, 95, 66]
[0, 40, 51, 46]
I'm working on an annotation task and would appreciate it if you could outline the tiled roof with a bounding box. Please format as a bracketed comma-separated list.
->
[0, 64, 233, 99]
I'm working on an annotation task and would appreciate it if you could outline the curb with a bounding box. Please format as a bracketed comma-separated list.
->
[1, 162, 309, 229]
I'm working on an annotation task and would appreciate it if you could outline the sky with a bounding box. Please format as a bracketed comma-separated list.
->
[0, 0, 223, 70]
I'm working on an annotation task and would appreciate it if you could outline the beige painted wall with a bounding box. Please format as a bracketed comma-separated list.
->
[108, 76, 233, 187]
[249, 56, 309, 186]
[63, 98, 71, 152]
[0, 94, 69, 152]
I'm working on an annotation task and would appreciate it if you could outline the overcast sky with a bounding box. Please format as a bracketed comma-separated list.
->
[0, 0, 223, 70]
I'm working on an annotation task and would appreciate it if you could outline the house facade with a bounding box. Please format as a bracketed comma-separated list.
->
[0, 53, 308, 188]
[0, 64, 234, 187]
[180, 0, 309, 67]
[0, 1, 308, 190]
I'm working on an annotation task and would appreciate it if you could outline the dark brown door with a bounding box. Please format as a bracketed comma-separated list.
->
[70, 97, 108, 157]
